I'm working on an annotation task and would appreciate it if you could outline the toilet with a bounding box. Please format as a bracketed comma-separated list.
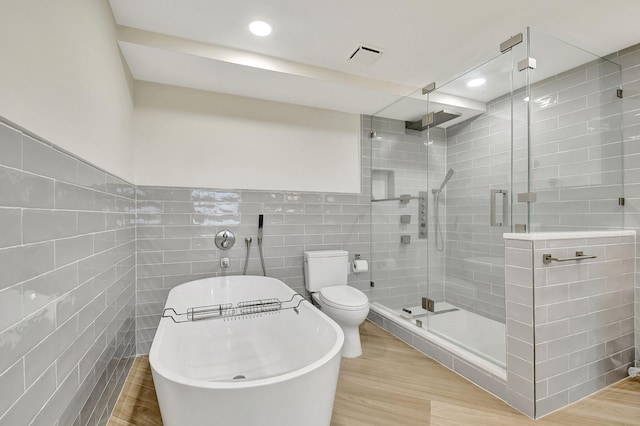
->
[304, 250, 369, 358]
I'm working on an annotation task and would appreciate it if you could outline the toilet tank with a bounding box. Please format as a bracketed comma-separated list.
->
[304, 250, 349, 292]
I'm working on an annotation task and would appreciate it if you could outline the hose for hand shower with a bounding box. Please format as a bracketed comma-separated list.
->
[242, 237, 252, 275]
[433, 168, 453, 252]
[257, 215, 267, 276]
[257, 239, 267, 276]
[433, 190, 445, 252]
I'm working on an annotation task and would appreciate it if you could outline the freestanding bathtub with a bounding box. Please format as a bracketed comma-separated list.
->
[149, 276, 344, 426]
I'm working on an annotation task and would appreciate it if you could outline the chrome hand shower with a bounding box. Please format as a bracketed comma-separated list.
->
[257, 214, 267, 276]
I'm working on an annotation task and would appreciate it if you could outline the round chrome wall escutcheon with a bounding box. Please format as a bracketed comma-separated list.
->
[215, 230, 236, 250]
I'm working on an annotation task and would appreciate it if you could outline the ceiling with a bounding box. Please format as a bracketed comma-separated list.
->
[109, 0, 640, 124]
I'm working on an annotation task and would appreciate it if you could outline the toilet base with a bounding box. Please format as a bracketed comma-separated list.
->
[310, 292, 368, 358]
[341, 326, 363, 358]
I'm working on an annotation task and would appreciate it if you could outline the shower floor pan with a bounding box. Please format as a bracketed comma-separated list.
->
[370, 301, 506, 377]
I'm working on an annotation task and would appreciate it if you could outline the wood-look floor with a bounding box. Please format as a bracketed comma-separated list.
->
[108, 321, 640, 425]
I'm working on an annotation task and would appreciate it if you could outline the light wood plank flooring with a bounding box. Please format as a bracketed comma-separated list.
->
[109, 321, 640, 425]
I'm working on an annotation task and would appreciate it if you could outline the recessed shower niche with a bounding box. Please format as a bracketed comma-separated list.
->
[371, 168, 395, 201]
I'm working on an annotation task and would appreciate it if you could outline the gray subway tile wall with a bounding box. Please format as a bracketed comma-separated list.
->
[533, 234, 635, 417]
[528, 56, 625, 232]
[134, 128, 372, 354]
[0, 121, 136, 426]
[504, 238, 535, 418]
[444, 97, 512, 323]
[504, 233, 635, 419]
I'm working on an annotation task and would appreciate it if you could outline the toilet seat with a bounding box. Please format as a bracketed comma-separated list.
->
[319, 286, 368, 311]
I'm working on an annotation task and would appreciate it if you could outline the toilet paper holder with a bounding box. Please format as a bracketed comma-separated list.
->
[352, 254, 368, 273]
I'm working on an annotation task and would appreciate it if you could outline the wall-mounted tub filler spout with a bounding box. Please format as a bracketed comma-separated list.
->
[243, 237, 252, 275]
[257, 215, 267, 276]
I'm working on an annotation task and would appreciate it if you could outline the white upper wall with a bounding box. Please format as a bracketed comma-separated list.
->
[0, 0, 134, 181]
[0, 1, 361, 190]
[133, 82, 361, 193]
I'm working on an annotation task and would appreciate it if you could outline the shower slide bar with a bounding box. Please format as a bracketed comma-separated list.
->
[371, 194, 418, 203]
[542, 251, 597, 264]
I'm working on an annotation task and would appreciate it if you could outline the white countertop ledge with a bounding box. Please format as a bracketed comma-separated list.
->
[503, 230, 636, 241]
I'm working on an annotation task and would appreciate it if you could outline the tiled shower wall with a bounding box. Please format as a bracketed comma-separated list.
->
[442, 48, 627, 323]
[365, 116, 447, 309]
[134, 126, 373, 353]
[527, 58, 624, 232]
[0, 121, 136, 425]
[443, 97, 513, 323]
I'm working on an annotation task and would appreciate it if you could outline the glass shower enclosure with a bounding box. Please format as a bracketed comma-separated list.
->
[368, 28, 624, 374]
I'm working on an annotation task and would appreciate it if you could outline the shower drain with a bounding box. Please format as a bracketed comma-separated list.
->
[233, 374, 246, 380]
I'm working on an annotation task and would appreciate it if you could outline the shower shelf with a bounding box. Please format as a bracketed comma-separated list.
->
[161, 293, 306, 323]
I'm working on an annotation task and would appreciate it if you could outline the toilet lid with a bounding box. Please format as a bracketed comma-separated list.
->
[319, 286, 368, 310]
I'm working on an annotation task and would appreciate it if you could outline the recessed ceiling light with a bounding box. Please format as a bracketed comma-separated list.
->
[249, 21, 272, 37]
[467, 78, 486, 88]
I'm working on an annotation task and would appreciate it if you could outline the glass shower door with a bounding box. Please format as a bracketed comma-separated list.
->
[527, 28, 624, 231]
[424, 47, 524, 368]
[368, 37, 527, 370]
[368, 90, 431, 313]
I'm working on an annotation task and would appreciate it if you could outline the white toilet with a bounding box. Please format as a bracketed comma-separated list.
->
[304, 250, 369, 358]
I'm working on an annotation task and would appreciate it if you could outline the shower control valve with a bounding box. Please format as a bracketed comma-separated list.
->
[215, 230, 236, 250]
[418, 191, 428, 239]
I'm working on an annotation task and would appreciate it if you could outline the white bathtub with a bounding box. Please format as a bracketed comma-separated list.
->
[149, 276, 344, 426]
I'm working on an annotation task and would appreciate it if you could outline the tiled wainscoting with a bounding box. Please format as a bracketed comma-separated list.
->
[0, 121, 136, 426]
[134, 188, 372, 354]
[505, 231, 636, 418]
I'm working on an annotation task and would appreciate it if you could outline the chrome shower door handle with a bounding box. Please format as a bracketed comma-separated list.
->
[490, 189, 508, 227]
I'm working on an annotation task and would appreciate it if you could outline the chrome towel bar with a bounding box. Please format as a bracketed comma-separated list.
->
[542, 251, 597, 264]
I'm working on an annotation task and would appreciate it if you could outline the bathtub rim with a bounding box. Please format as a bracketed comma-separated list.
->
[149, 275, 344, 390]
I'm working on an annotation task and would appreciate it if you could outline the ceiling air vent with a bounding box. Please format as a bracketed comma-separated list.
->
[348, 45, 383, 65]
